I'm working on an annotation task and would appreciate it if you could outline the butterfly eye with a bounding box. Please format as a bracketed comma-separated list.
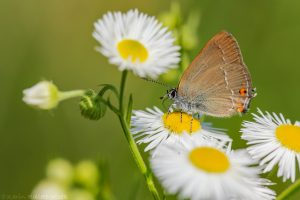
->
[168, 89, 177, 99]
[172, 90, 176, 98]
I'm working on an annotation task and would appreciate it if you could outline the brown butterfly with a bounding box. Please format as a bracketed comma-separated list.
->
[166, 31, 256, 117]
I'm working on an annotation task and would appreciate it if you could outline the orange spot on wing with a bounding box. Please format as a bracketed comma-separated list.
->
[236, 103, 245, 113]
[239, 88, 247, 96]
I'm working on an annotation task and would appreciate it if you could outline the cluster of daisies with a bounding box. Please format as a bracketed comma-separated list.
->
[129, 104, 300, 200]
[92, 9, 300, 200]
[131, 108, 278, 200]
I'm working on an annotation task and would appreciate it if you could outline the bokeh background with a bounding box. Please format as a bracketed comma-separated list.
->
[1, 0, 300, 199]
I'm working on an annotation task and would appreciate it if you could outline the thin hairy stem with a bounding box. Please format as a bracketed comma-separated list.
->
[59, 90, 85, 101]
[117, 70, 161, 200]
[118, 116, 160, 200]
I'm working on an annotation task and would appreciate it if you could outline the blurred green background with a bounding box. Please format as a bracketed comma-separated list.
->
[1, 0, 300, 199]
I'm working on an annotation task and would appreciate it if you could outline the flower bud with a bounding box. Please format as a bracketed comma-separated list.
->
[79, 90, 106, 120]
[23, 81, 59, 110]
[46, 158, 74, 187]
[31, 180, 68, 200]
[180, 11, 200, 50]
[74, 160, 100, 189]
[159, 2, 181, 29]
[23, 81, 85, 110]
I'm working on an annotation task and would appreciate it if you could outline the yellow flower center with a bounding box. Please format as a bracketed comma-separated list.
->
[162, 112, 201, 134]
[276, 124, 300, 152]
[117, 39, 148, 63]
[189, 147, 230, 173]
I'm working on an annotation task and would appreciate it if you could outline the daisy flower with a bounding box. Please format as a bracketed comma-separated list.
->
[93, 9, 180, 78]
[131, 107, 232, 152]
[241, 108, 300, 182]
[150, 136, 275, 200]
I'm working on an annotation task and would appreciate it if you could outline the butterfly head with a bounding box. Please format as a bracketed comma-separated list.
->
[167, 88, 177, 99]
[160, 88, 177, 100]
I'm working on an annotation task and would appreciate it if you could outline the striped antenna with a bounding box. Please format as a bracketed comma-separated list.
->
[141, 78, 173, 89]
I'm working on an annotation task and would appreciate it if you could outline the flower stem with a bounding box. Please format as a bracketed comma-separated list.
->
[118, 70, 161, 200]
[59, 90, 85, 101]
[277, 178, 300, 200]
[118, 116, 160, 200]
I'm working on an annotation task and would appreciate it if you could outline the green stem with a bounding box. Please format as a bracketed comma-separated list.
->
[118, 70, 161, 200]
[59, 90, 85, 101]
[99, 97, 120, 116]
[277, 178, 300, 200]
[118, 116, 160, 200]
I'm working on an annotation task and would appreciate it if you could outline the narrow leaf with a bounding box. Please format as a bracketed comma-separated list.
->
[126, 94, 133, 124]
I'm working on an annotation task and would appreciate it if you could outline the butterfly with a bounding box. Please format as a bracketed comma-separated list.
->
[165, 31, 256, 117]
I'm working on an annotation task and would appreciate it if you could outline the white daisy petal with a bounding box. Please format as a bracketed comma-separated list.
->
[150, 137, 275, 200]
[241, 108, 300, 182]
[131, 107, 232, 153]
[93, 9, 180, 78]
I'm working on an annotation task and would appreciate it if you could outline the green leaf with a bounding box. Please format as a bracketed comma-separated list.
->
[126, 94, 133, 124]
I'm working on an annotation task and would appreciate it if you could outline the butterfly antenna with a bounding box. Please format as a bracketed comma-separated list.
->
[141, 78, 173, 89]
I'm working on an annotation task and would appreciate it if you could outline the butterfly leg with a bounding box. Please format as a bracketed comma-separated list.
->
[166, 106, 173, 119]
[167, 104, 176, 119]
[180, 111, 183, 123]
[190, 117, 194, 133]
[192, 112, 202, 120]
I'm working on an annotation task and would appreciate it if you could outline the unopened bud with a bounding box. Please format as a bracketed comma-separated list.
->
[79, 90, 106, 120]
[23, 81, 85, 110]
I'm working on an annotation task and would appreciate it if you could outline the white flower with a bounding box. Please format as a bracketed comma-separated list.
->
[93, 9, 180, 78]
[31, 180, 67, 200]
[241, 108, 300, 182]
[150, 136, 275, 200]
[131, 107, 232, 152]
[23, 81, 85, 110]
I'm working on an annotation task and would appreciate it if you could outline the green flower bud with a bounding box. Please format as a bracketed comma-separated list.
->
[159, 2, 181, 29]
[180, 11, 201, 50]
[46, 158, 74, 187]
[74, 160, 100, 189]
[79, 90, 107, 120]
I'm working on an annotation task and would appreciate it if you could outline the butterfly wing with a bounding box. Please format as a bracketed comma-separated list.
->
[177, 31, 254, 117]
